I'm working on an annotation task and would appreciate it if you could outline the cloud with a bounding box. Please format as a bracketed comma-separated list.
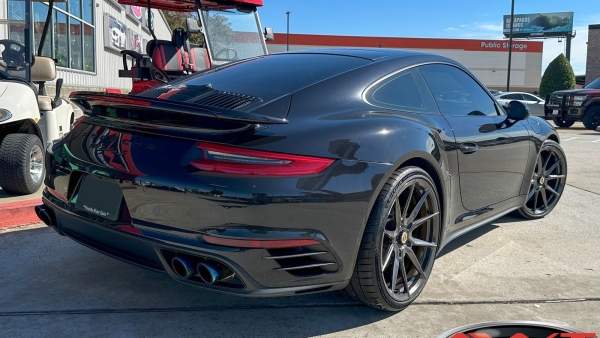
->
[441, 21, 504, 39]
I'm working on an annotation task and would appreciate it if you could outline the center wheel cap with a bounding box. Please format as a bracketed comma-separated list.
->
[400, 232, 408, 244]
[539, 177, 545, 185]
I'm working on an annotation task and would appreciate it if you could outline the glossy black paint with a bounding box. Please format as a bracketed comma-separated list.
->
[42, 49, 560, 296]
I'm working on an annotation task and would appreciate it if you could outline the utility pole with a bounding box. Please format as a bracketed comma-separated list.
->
[286, 11, 291, 51]
[506, 0, 515, 92]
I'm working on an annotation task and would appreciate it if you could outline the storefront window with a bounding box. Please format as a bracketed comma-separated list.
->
[54, 10, 68, 67]
[70, 18, 82, 70]
[33, 2, 52, 57]
[6, 0, 95, 72]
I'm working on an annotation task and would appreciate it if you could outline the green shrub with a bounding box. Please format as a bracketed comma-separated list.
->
[539, 54, 575, 97]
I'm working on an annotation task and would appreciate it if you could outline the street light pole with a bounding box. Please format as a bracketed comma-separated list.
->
[286, 11, 291, 51]
[506, 0, 515, 92]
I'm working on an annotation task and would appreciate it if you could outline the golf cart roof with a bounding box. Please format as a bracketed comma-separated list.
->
[118, 0, 262, 12]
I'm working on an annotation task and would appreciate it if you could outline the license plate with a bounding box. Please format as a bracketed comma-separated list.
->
[552, 109, 559, 115]
[74, 175, 123, 221]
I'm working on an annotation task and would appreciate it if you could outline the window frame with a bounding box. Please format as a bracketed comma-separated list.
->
[363, 67, 440, 115]
[7, 0, 96, 73]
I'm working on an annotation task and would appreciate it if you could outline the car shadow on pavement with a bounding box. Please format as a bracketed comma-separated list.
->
[0, 226, 400, 337]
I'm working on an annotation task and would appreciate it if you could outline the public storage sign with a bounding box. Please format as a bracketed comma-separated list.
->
[438, 321, 596, 338]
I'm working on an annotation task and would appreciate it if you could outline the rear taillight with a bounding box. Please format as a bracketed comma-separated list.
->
[191, 142, 334, 176]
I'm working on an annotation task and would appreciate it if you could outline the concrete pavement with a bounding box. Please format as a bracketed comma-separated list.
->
[0, 124, 598, 337]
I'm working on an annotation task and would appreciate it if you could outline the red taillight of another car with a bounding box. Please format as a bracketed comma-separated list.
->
[191, 142, 334, 176]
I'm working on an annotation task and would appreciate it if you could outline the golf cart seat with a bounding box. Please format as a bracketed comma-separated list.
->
[174, 29, 209, 72]
[31, 56, 63, 111]
[147, 29, 190, 78]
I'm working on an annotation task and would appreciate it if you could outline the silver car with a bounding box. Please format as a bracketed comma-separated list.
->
[494, 92, 546, 118]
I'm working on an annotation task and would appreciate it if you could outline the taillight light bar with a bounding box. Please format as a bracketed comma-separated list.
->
[202, 234, 320, 248]
[191, 142, 334, 176]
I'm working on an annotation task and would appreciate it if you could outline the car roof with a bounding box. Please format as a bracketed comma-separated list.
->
[279, 48, 454, 63]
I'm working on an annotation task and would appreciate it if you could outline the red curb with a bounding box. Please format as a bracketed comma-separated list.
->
[0, 199, 43, 229]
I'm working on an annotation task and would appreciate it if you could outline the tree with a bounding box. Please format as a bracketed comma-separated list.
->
[539, 54, 576, 97]
[162, 11, 204, 45]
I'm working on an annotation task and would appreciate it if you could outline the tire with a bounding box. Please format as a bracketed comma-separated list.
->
[344, 167, 441, 311]
[0, 134, 45, 195]
[552, 117, 575, 128]
[516, 140, 567, 220]
[582, 106, 600, 130]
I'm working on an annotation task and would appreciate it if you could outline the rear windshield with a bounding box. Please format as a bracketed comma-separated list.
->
[177, 53, 371, 97]
[585, 77, 600, 89]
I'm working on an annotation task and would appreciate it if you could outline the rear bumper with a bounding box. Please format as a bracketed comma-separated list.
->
[42, 193, 349, 297]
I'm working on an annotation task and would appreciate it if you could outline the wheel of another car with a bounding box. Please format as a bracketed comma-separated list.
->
[0, 134, 45, 195]
[516, 140, 567, 220]
[582, 106, 600, 130]
[344, 166, 441, 311]
[552, 117, 575, 128]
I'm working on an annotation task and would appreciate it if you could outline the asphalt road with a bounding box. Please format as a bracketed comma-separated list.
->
[0, 123, 598, 337]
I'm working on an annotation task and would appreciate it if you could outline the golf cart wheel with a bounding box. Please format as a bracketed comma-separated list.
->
[0, 134, 45, 195]
[552, 117, 575, 128]
[582, 106, 600, 130]
[344, 167, 440, 311]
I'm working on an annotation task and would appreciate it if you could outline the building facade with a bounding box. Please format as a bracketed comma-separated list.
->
[1, 0, 171, 94]
[586, 24, 600, 85]
[267, 33, 544, 93]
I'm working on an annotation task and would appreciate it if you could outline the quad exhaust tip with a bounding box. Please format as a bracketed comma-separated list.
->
[170, 256, 197, 279]
[196, 262, 234, 285]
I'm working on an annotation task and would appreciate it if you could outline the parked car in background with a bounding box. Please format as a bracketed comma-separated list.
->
[544, 77, 600, 129]
[495, 92, 546, 118]
[488, 89, 502, 95]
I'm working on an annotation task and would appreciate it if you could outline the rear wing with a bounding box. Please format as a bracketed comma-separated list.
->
[70, 92, 287, 125]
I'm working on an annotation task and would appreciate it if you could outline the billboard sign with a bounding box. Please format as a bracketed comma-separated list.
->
[503, 12, 574, 38]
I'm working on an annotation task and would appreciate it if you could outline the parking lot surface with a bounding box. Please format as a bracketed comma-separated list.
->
[0, 123, 598, 337]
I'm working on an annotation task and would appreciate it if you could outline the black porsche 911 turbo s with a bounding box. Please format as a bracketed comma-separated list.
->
[37, 48, 567, 311]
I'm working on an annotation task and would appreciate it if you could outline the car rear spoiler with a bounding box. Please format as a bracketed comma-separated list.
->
[69, 92, 288, 125]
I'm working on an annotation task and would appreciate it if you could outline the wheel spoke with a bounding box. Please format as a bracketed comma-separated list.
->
[412, 211, 440, 230]
[407, 188, 430, 226]
[546, 185, 561, 197]
[541, 188, 549, 209]
[533, 190, 539, 212]
[526, 186, 537, 202]
[400, 248, 410, 297]
[390, 246, 400, 294]
[546, 157, 563, 175]
[402, 182, 416, 222]
[411, 237, 437, 247]
[542, 151, 552, 172]
[405, 247, 426, 280]
[384, 230, 395, 238]
[394, 198, 402, 228]
[547, 175, 565, 180]
[382, 244, 394, 272]
[536, 153, 544, 175]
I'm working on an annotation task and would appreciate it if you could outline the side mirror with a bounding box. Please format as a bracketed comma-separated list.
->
[507, 100, 530, 120]
[264, 27, 274, 41]
[186, 18, 202, 34]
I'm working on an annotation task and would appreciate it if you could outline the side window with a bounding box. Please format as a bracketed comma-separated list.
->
[418, 64, 502, 117]
[503, 93, 523, 100]
[522, 94, 539, 101]
[366, 69, 438, 113]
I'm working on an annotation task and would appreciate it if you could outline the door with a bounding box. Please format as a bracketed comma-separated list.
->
[520, 93, 545, 118]
[418, 64, 532, 211]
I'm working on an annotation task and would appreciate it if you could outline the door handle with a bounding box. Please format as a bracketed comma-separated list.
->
[459, 143, 479, 154]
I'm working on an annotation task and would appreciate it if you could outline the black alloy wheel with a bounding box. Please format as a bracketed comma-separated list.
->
[582, 107, 600, 130]
[552, 117, 575, 128]
[517, 140, 567, 219]
[344, 167, 441, 311]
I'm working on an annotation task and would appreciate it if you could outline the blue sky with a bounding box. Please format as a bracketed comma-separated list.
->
[259, 0, 600, 75]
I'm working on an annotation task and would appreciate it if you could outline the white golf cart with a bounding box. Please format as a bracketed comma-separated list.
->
[0, 0, 79, 195]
